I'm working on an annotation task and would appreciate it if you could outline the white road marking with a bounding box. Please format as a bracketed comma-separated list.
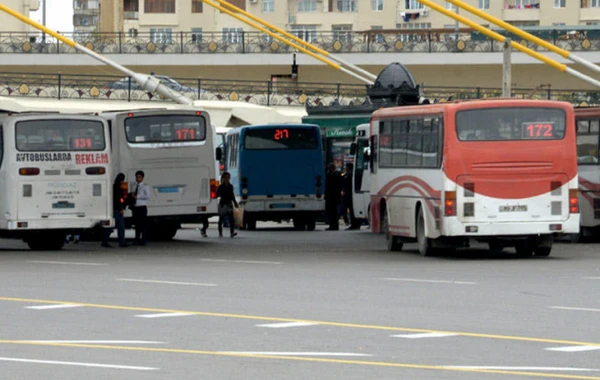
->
[445, 366, 600, 372]
[118, 278, 216, 287]
[27, 260, 108, 266]
[25, 304, 82, 310]
[134, 312, 194, 319]
[217, 352, 372, 357]
[256, 322, 319, 328]
[391, 332, 459, 339]
[19, 340, 164, 345]
[200, 259, 283, 265]
[381, 278, 476, 285]
[549, 306, 600, 313]
[0, 357, 158, 371]
[546, 346, 600, 352]
[582, 277, 600, 280]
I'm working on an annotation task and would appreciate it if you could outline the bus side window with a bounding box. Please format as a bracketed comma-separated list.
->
[0, 125, 3, 169]
[370, 135, 378, 174]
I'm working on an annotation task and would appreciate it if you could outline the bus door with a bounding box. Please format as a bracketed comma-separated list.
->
[352, 132, 371, 222]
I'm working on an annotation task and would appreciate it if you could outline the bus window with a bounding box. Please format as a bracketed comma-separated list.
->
[15, 119, 105, 151]
[124, 115, 206, 143]
[244, 127, 318, 150]
[576, 119, 600, 165]
[456, 108, 566, 141]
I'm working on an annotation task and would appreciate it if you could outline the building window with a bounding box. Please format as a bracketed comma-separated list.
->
[144, 0, 175, 13]
[224, 0, 245, 10]
[371, 0, 383, 11]
[191, 28, 202, 43]
[192, 0, 203, 12]
[371, 26, 384, 43]
[584, 0, 600, 7]
[512, 0, 537, 7]
[445, 1, 456, 10]
[222, 27, 243, 43]
[552, 22, 565, 26]
[150, 28, 173, 43]
[397, 23, 431, 42]
[337, 0, 357, 12]
[405, 0, 424, 10]
[291, 25, 317, 42]
[298, 0, 317, 12]
[262, 0, 274, 12]
[553, 0, 565, 7]
[479, 0, 489, 9]
[332, 24, 352, 42]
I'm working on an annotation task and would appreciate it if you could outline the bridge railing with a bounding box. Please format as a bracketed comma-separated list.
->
[1, 72, 599, 107]
[0, 27, 599, 54]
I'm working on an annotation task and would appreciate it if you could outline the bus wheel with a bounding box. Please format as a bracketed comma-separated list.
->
[515, 241, 534, 257]
[306, 217, 316, 231]
[417, 208, 434, 257]
[534, 236, 553, 257]
[383, 207, 402, 251]
[293, 218, 306, 231]
[27, 233, 65, 251]
[246, 218, 257, 231]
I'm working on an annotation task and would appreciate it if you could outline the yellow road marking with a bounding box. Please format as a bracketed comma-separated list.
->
[2, 296, 599, 348]
[1, 340, 600, 379]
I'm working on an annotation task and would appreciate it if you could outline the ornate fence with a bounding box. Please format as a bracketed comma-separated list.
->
[1, 27, 600, 54]
[1, 71, 600, 107]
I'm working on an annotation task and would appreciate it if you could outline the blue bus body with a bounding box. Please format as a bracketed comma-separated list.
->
[226, 124, 325, 230]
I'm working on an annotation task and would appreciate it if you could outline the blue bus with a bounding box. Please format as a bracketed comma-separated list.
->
[225, 124, 325, 230]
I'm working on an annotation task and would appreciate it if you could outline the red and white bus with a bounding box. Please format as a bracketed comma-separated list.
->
[574, 107, 600, 237]
[369, 99, 579, 257]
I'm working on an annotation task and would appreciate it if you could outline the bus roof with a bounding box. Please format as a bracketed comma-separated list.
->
[372, 99, 574, 119]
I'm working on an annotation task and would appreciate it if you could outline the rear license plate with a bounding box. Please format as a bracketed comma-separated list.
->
[269, 203, 295, 209]
[157, 187, 180, 193]
[499, 205, 527, 212]
[52, 201, 75, 209]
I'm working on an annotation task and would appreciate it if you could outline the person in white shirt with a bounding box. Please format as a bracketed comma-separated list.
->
[132, 170, 151, 245]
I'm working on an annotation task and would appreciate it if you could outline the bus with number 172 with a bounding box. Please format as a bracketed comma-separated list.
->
[369, 99, 579, 257]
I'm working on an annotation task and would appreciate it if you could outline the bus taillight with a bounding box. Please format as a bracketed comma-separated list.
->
[210, 179, 219, 199]
[241, 177, 248, 200]
[316, 175, 322, 198]
[569, 189, 579, 213]
[19, 168, 40, 176]
[444, 191, 456, 216]
[86, 167, 106, 175]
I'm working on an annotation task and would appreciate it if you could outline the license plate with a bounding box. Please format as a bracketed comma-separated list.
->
[499, 205, 527, 212]
[157, 187, 180, 193]
[269, 203, 295, 209]
[52, 201, 75, 209]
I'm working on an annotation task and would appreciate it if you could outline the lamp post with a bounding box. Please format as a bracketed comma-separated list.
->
[41, 0, 46, 42]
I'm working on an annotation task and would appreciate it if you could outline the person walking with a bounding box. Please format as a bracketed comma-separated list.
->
[341, 163, 361, 230]
[216, 171, 238, 238]
[325, 163, 342, 231]
[102, 173, 128, 248]
[132, 170, 151, 245]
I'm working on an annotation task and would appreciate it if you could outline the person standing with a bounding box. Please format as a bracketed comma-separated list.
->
[216, 171, 238, 238]
[132, 170, 151, 245]
[341, 163, 361, 230]
[102, 173, 128, 248]
[325, 163, 341, 231]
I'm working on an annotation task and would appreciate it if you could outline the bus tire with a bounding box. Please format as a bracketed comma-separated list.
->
[382, 205, 402, 251]
[27, 233, 65, 251]
[534, 235, 553, 257]
[246, 218, 257, 231]
[417, 207, 434, 257]
[306, 217, 316, 231]
[515, 241, 534, 257]
[293, 217, 306, 231]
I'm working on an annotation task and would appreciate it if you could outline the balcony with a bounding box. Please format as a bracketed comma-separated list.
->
[503, 2, 540, 22]
[580, 7, 600, 21]
[124, 11, 139, 20]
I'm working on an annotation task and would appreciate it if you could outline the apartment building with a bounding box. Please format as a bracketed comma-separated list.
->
[1, 0, 39, 32]
[72, 0, 600, 41]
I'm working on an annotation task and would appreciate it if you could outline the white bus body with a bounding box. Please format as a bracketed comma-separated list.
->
[101, 109, 220, 239]
[351, 123, 371, 225]
[0, 113, 113, 250]
[574, 111, 600, 238]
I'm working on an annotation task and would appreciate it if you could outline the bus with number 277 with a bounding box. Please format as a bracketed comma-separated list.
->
[369, 99, 579, 257]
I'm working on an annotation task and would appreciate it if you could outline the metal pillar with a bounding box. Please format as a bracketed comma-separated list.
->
[503, 38, 512, 98]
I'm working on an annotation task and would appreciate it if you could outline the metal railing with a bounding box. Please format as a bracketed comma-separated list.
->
[1, 72, 600, 107]
[0, 27, 599, 54]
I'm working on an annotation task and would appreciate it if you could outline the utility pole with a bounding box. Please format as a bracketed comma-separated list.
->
[41, 0, 46, 42]
[503, 38, 512, 98]
[454, 6, 459, 41]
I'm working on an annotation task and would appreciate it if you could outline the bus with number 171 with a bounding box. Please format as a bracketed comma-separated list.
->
[369, 99, 579, 257]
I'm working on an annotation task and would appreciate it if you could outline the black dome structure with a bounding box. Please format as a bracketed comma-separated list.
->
[366, 62, 420, 105]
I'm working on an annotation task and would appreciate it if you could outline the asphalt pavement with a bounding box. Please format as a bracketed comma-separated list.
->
[0, 222, 599, 380]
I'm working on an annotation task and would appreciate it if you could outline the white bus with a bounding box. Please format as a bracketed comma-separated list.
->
[370, 99, 579, 257]
[100, 109, 220, 240]
[351, 123, 371, 226]
[0, 113, 113, 250]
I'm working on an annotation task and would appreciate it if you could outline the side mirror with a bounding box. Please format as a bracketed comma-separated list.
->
[350, 142, 357, 155]
[216, 147, 222, 161]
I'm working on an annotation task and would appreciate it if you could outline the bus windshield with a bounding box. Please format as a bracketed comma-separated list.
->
[125, 115, 206, 143]
[456, 107, 566, 141]
[244, 127, 318, 150]
[16, 119, 105, 151]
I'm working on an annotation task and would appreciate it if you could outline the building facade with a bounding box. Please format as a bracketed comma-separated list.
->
[1, 0, 39, 32]
[75, 0, 600, 38]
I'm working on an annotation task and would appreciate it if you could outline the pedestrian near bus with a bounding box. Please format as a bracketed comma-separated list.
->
[325, 163, 342, 231]
[217, 171, 238, 238]
[341, 163, 361, 230]
[132, 170, 151, 245]
[102, 173, 128, 248]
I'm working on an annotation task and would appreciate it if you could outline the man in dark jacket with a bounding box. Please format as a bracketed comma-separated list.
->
[325, 163, 341, 231]
[341, 163, 361, 230]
